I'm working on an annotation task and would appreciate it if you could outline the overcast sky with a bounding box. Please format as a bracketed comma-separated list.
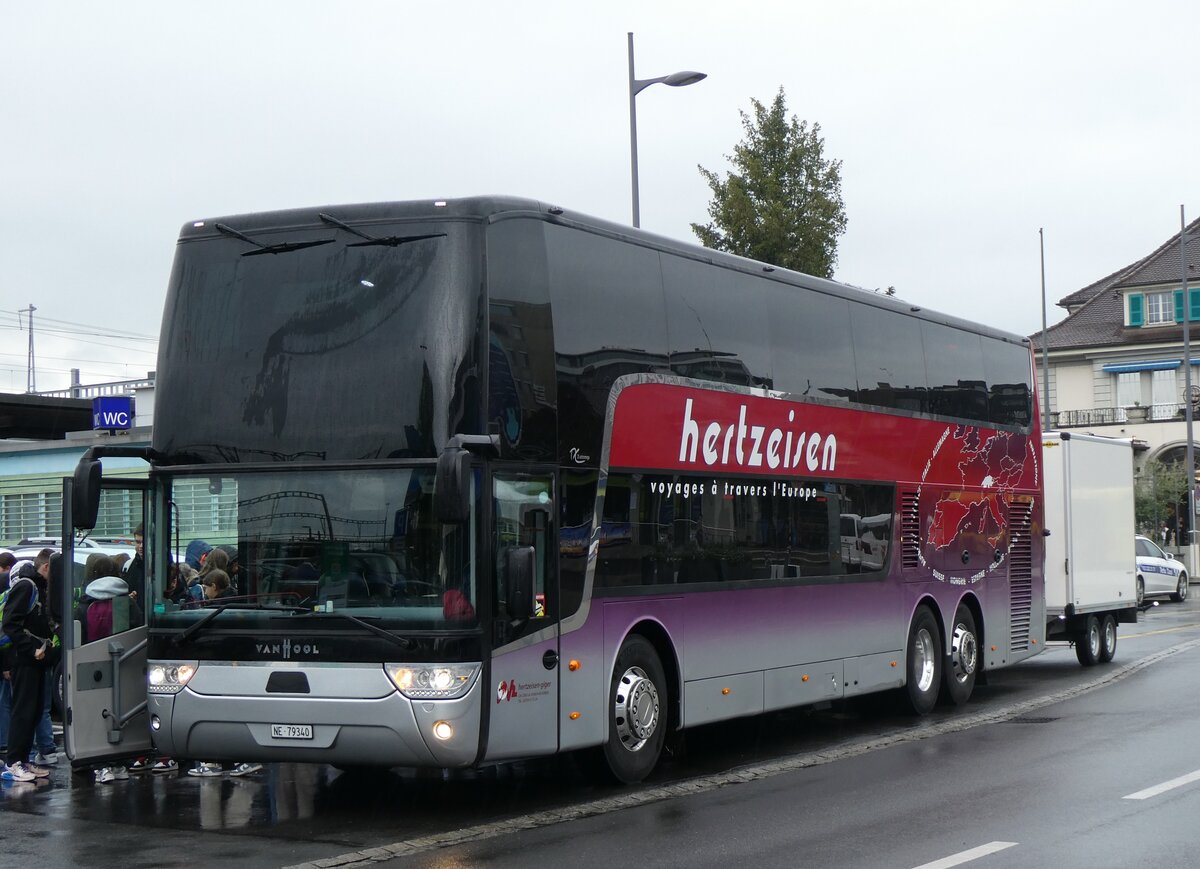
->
[4, 1, 1199, 394]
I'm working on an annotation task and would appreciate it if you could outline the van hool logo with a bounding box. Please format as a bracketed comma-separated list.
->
[254, 638, 321, 659]
[678, 398, 838, 472]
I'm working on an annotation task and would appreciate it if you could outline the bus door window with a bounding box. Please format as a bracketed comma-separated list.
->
[493, 473, 556, 645]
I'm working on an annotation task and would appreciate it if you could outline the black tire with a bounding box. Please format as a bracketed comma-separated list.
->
[1171, 572, 1189, 603]
[1136, 577, 1145, 607]
[941, 605, 978, 706]
[901, 606, 942, 715]
[1099, 613, 1118, 663]
[52, 659, 64, 719]
[1075, 615, 1101, 666]
[602, 635, 667, 784]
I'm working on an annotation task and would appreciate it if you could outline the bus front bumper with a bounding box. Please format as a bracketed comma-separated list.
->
[147, 660, 483, 768]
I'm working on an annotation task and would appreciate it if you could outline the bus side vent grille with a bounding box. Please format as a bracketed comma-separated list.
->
[1008, 501, 1034, 652]
[900, 491, 920, 571]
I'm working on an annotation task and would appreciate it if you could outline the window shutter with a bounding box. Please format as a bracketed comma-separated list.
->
[1129, 293, 1144, 327]
[1174, 289, 1184, 323]
[1190, 287, 1200, 322]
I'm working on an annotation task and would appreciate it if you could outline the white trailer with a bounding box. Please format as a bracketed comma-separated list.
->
[1041, 431, 1138, 665]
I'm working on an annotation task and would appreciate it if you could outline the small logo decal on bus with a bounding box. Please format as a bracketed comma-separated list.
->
[497, 679, 518, 703]
[255, 639, 321, 659]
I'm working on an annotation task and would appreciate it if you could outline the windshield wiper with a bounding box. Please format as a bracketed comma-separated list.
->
[290, 611, 414, 650]
[174, 605, 228, 646]
[173, 601, 309, 646]
[215, 222, 335, 256]
[318, 212, 445, 248]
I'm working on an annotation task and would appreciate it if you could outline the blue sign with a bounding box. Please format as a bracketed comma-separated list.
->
[92, 396, 133, 431]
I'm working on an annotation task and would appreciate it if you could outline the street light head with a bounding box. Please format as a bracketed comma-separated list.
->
[663, 70, 707, 87]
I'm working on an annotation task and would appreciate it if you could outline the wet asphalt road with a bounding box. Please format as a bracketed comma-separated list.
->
[3, 595, 1200, 869]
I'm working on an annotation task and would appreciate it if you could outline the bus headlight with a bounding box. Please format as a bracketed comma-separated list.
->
[148, 662, 198, 694]
[385, 663, 479, 699]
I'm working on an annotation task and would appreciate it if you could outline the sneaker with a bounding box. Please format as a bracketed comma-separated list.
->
[27, 763, 51, 779]
[229, 762, 263, 777]
[129, 757, 151, 772]
[187, 762, 223, 777]
[95, 767, 116, 784]
[111, 765, 129, 780]
[31, 752, 58, 766]
[2, 762, 36, 782]
[150, 759, 179, 773]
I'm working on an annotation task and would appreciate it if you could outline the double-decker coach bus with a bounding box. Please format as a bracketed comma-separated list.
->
[62, 196, 1043, 783]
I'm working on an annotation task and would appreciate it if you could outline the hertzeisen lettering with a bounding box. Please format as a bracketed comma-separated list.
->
[677, 398, 838, 472]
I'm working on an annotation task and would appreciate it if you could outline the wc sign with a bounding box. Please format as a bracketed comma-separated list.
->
[92, 396, 133, 431]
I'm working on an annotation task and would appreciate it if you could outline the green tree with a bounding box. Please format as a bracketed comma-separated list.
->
[1135, 458, 1188, 534]
[693, 87, 847, 278]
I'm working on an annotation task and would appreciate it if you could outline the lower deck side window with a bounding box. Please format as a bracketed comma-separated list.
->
[594, 473, 893, 588]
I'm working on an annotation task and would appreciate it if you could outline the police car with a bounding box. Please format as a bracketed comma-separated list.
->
[1134, 535, 1189, 604]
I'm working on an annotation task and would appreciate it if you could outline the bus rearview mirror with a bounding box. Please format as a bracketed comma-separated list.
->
[72, 458, 102, 530]
[434, 448, 471, 524]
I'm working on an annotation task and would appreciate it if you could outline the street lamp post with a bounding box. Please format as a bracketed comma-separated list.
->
[627, 32, 706, 228]
[1182, 205, 1196, 546]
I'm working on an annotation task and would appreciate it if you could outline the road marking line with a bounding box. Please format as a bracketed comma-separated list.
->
[281, 636, 1200, 869]
[1124, 768, 1200, 800]
[911, 841, 1018, 869]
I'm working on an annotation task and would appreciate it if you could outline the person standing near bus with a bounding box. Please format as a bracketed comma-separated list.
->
[0, 552, 15, 757]
[1, 550, 56, 782]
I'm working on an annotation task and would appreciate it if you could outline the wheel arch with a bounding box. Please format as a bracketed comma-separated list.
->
[910, 595, 946, 647]
[618, 619, 682, 735]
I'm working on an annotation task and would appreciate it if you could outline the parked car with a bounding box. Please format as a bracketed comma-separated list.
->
[1134, 535, 1189, 604]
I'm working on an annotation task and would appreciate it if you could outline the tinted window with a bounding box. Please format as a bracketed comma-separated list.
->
[768, 285, 856, 402]
[559, 470, 597, 619]
[661, 257, 772, 388]
[921, 322, 988, 422]
[850, 303, 928, 413]
[982, 338, 1032, 428]
[594, 473, 893, 588]
[156, 222, 481, 463]
[488, 219, 556, 461]
[546, 226, 669, 464]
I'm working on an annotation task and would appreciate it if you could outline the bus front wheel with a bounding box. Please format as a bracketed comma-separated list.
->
[602, 635, 667, 784]
[902, 606, 942, 715]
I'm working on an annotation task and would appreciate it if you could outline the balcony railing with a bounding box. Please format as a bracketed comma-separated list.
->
[1053, 402, 1190, 428]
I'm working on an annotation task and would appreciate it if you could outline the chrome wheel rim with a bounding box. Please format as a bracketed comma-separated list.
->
[913, 627, 937, 693]
[613, 665, 660, 752]
[1103, 618, 1116, 651]
[950, 622, 977, 685]
[1181, 577, 1189, 600]
[1088, 623, 1101, 658]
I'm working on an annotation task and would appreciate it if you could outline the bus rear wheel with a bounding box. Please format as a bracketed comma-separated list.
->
[602, 635, 667, 784]
[901, 606, 942, 715]
[941, 605, 978, 706]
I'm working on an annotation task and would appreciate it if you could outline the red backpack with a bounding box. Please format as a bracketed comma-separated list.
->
[86, 599, 114, 642]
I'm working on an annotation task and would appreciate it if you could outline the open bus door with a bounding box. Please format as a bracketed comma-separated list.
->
[60, 477, 153, 768]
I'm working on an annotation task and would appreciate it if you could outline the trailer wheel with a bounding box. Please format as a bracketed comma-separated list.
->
[1135, 577, 1145, 607]
[1171, 572, 1189, 603]
[602, 635, 667, 784]
[901, 606, 942, 714]
[1075, 615, 1101, 666]
[941, 605, 978, 706]
[1098, 614, 1117, 663]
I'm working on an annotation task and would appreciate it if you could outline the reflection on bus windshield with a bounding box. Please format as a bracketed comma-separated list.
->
[158, 468, 476, 626]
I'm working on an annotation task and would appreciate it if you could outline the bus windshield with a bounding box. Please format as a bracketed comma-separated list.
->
[152, 466, 478, 630]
